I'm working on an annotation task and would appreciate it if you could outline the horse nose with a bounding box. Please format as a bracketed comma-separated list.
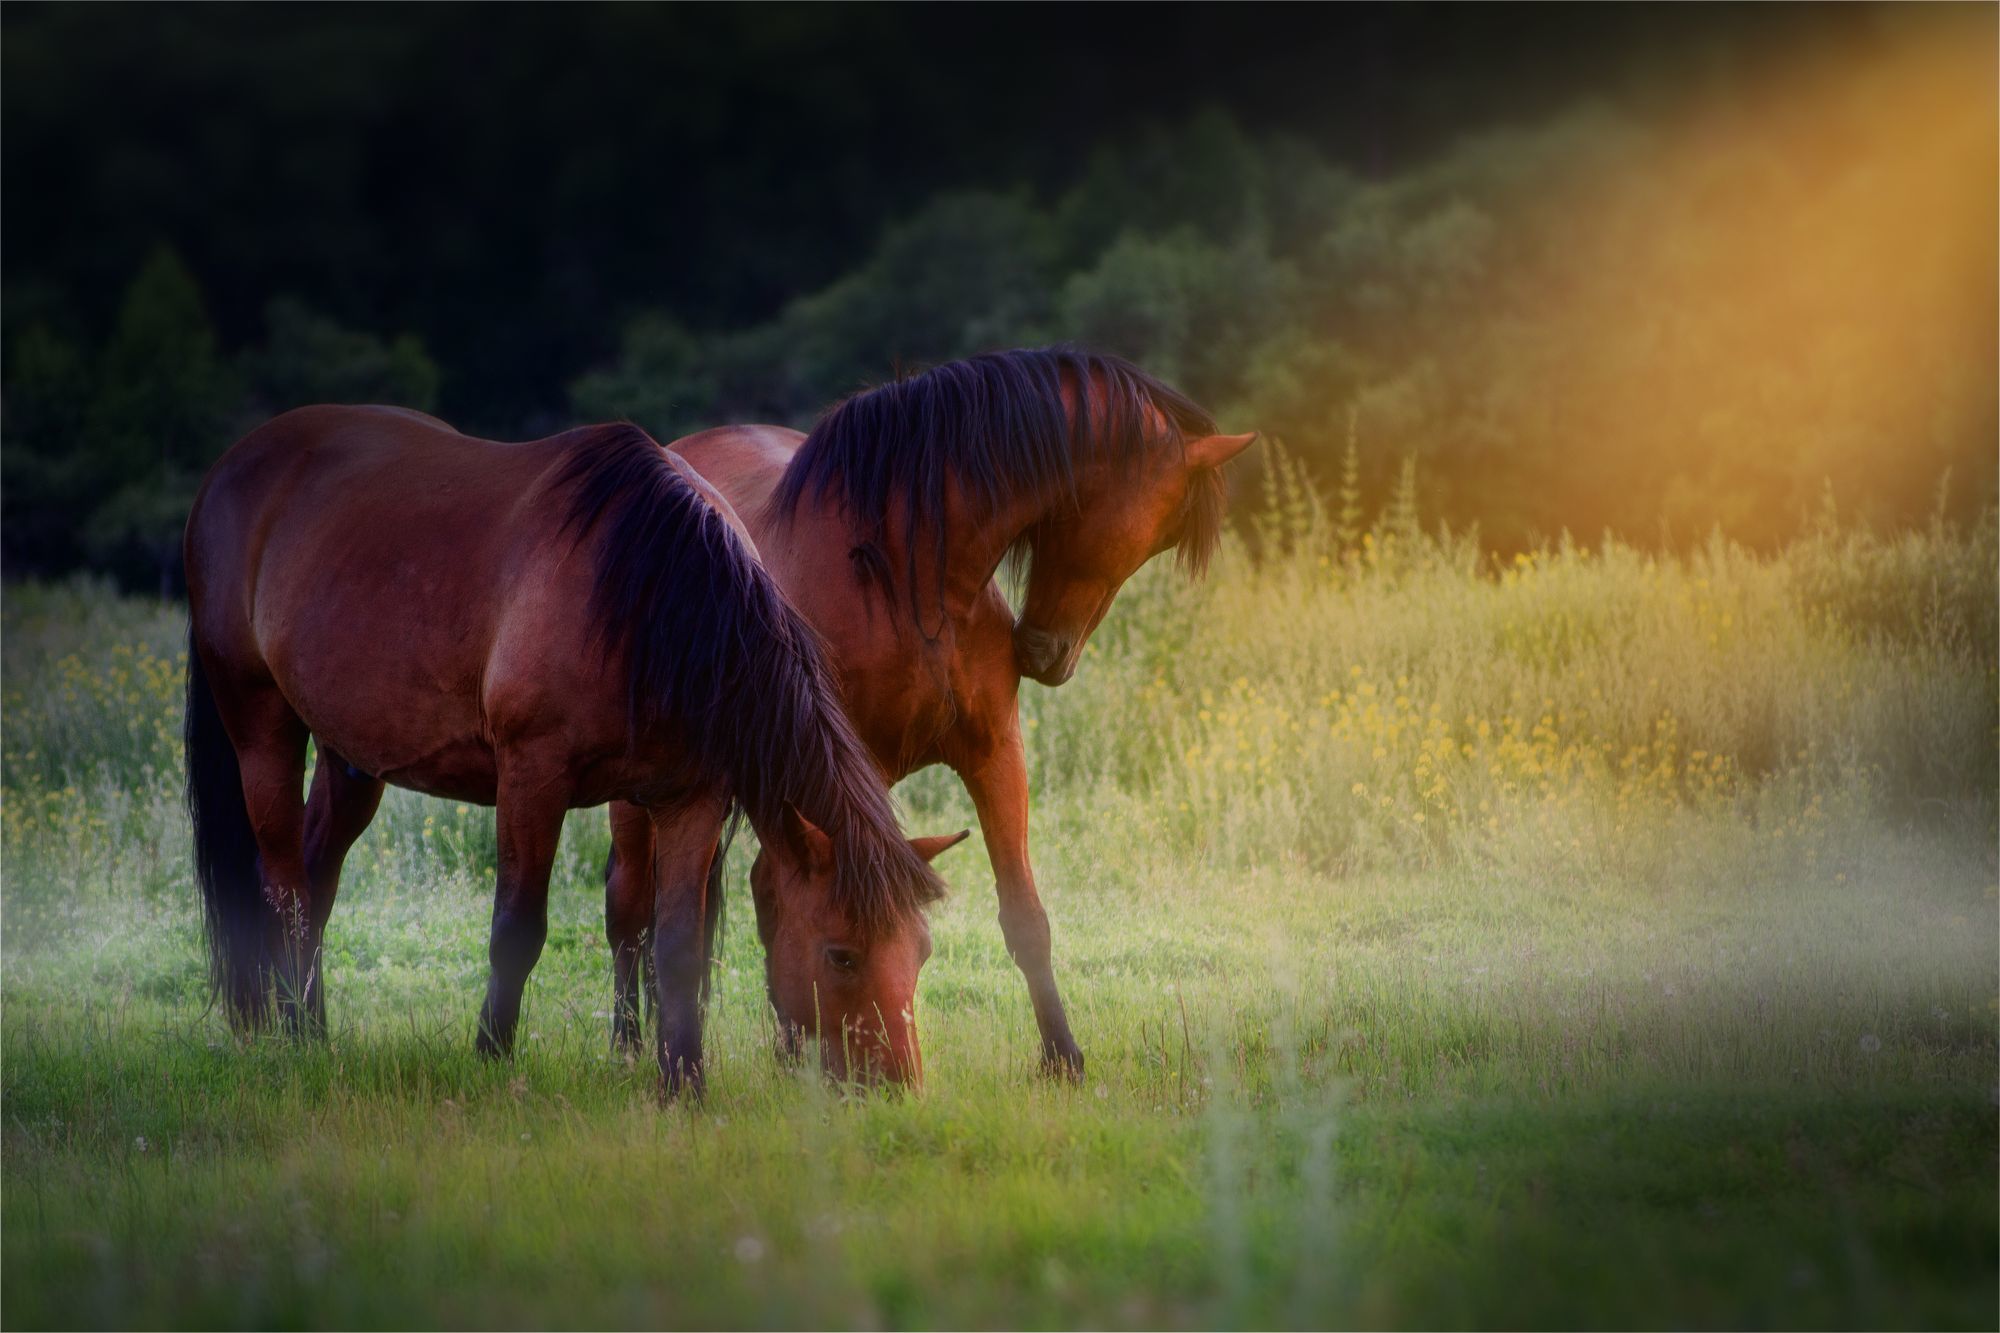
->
[828, 1018, 923, 1089]
[869, 1016, 923, 1088]
[890, 1023, 922, 1087]
[1013, 624, 1075, 686]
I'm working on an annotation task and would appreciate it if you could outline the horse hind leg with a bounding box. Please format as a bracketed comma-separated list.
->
[220, 688, 315, 1035]
[298, 742, 386, 1036]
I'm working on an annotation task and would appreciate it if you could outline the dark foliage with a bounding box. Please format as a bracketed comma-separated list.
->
[3, 5, 1988, 586]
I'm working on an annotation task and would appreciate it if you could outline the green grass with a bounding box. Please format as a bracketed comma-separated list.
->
[4, 506, 1996, 1328]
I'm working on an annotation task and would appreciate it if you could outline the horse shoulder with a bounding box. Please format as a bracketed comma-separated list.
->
[480, 547, 622, 759]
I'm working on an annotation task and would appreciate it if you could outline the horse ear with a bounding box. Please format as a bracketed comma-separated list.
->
[782, 802, 835, 873]
[909, 829, 972, 863]
[1185, 431, 1259, 471]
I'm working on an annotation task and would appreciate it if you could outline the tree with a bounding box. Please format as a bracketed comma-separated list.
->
[572, 192, 1059, 431]
[79, 246, 237, 592]
[0, 324, 92, 574]
[569, 314, 713, 440]
[242, 297, 440, 415]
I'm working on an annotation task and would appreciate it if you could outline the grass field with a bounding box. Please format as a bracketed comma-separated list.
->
[3, 495, 1996, 1329]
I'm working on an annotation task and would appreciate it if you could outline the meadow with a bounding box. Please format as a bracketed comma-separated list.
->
[3, 482, 1996, 1329]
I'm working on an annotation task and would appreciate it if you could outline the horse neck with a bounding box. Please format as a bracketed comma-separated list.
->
[766, 475, 1055, 630]
[887, 471, 1065, 627]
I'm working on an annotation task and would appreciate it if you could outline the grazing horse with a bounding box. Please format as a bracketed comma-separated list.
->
[605, 348, 1256, 1077]
[183, 405, 958, 1092]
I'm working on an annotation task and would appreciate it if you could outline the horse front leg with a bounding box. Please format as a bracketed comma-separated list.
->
[604, 801, 656, 1058]
[960, 727, 1085, 1081]
[475, 765, 570, 1059]
[650, 796, 727, 1100]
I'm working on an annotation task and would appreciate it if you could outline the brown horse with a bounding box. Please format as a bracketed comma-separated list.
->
[605, 348, 1255, 1077]
[183, 405, 960, 1093]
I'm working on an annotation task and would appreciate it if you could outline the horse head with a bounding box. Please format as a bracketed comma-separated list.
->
[750, 806, 968, 1086]
[1013, 427, 1258, 685]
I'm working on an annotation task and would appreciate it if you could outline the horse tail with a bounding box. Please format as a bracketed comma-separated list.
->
[184, 629, 273, 1029]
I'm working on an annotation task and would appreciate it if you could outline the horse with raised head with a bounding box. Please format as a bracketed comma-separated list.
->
[184, 405, 960, 1092]
[605, 347, 1255, 1077]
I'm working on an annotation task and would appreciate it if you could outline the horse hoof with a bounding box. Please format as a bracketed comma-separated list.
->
[610, 1026, 646, 1062]
[1041, 1042, 1085, 1083]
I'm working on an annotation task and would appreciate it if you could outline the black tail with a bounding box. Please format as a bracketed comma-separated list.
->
[184, 630, 273, 1028]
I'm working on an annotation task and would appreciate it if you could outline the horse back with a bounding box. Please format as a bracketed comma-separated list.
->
[671, 425, 804, 529]
[188, 404, 559, 638]
[184, 406, 626, 799]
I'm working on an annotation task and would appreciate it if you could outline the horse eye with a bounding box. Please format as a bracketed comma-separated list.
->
[825, 946, 861, 973]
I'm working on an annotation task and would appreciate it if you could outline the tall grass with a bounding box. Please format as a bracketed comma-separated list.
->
[1008, 454, 1997, 877]
[2, 476, 1995, 1328]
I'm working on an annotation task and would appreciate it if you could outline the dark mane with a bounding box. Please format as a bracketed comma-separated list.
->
[553, 424, 942, 929]
[766, 347, 1225, 622]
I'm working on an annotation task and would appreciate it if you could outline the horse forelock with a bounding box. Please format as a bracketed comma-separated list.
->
[554, 424, 942, 931]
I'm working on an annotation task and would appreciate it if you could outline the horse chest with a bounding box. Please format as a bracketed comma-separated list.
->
[828, 640, 947, 762]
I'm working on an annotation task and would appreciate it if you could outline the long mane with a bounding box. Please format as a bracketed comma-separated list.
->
[766, 347, 1225, 619]
[553, 424, 942, 929]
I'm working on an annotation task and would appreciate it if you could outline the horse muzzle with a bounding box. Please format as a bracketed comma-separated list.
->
[827, 1017, 923, 1089]
[1013, 623, 1077, 686]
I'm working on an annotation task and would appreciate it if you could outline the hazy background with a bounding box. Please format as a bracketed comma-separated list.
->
[4, 3, 1993, 588]
[4, 11, 1996, 1325]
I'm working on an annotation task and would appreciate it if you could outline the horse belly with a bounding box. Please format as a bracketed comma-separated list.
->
[264, 631, 501, 803]
[372, 739, 501, 804]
